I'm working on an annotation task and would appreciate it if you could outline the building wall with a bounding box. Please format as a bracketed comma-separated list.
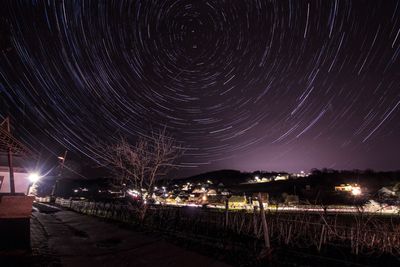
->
[0, 170, 30, 194]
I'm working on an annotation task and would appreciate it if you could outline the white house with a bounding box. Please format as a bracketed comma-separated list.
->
[0, 166, 30, 194]
[0, 153, 32, 194]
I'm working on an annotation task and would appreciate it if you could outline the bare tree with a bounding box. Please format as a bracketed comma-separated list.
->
[102, 129, 183, 220]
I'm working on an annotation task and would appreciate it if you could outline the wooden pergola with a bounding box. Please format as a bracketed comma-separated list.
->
[0, 117, 36, 194]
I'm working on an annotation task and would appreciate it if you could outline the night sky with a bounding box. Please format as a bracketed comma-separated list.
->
[1, 0, 399, 177]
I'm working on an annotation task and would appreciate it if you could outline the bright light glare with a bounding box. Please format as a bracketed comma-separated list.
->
[351, 187, 362, 196]
[28, 173, 40, 183]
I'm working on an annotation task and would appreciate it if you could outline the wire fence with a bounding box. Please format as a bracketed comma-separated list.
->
[55, 198, 400, 259]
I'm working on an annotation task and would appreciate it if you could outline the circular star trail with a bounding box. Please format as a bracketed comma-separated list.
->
[1, 0, 399, 174]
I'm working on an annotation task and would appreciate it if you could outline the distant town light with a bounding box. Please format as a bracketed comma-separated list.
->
[335, 183, 362, 196]
[28, 173, 40, 183]
[351, 187, 362, 196]
[127, 189, 139, 197]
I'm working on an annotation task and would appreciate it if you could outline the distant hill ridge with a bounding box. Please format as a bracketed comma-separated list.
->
[166, 169, 249, 186]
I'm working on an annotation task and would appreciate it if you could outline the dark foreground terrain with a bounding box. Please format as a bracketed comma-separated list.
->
[1, 202, 399, 267]
[0, 204, 229, 267]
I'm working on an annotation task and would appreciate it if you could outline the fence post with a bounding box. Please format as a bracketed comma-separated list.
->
[253, 205, 258, 237]
[318, 225, 325, 252]
[225, 197, 229, 229]
[258, 192, 271, 250]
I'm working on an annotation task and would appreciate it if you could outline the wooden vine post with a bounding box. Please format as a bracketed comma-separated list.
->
[224, 197, 229, 229]
[253, 205, 258, 237]
[258, 192, 271, 250]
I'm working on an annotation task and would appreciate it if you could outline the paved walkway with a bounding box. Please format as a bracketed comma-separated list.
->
[30, 206, 230, 267]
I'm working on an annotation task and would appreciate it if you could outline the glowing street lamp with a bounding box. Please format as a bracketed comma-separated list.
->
[27, 172, 41, 195]
[28, 173, 40, 183]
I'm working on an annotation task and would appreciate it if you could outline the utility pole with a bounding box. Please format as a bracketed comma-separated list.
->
[51, 150, 67, 199]
[58, 150, 68, 173]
